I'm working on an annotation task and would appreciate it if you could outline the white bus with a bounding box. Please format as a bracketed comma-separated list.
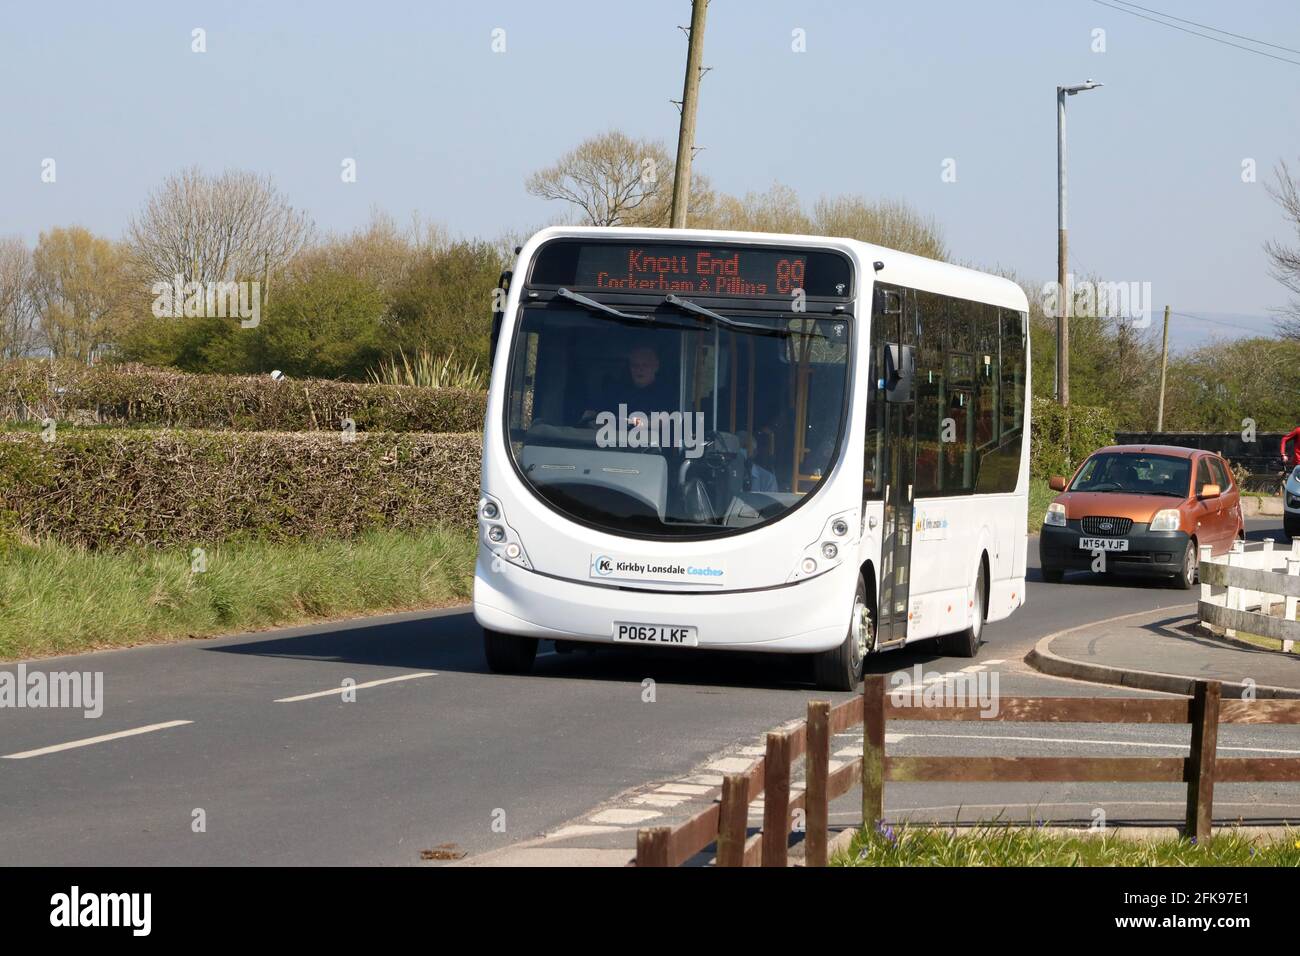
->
[473, 227, 1030, 690]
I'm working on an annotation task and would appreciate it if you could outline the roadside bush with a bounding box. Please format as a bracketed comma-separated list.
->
[1030, 398, 1116, 479]
[0, 360, 486, 432]
[0, 429, 482, 549]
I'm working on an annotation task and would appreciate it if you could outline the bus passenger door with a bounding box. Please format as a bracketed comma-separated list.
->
[874, 286, 917, 648]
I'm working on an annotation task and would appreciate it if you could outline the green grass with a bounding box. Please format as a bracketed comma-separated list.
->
[836, 821, 1300, 866]
[1028, 477, 1054, 531]
[0, 527, 477, 660]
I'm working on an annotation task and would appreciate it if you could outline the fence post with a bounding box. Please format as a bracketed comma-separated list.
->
[1226, 542, 1244, 637]
[1185, 679, 1221, 844]
[716, 773, 750, 867]
[862, 674, 886, 832]
[805, 700, 831, 867]
[637, 826, 671, 867]
[1198, 545, 1213, 614]
[1286, 559, 1300, 654]
[761, 730, 792, 867]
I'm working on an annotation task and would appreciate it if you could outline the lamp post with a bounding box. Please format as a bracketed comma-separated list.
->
[1057, 79, 1102, 407]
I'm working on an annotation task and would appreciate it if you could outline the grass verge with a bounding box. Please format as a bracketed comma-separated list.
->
[1028, 477, 1053, 531]
[836, 821, 1300, 866]
[0, 526, 476, 661]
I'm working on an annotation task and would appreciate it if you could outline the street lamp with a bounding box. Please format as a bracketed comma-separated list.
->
[1056, 79, 1102, 407]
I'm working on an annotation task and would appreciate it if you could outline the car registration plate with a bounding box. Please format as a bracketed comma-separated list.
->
[613, 622, 699, 646]
[1079, 537, 1129, 551]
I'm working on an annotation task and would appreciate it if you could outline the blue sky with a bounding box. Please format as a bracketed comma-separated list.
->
[2, 0, 1298, 349]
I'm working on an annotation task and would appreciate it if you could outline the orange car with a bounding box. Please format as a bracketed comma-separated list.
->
[1039, 445, 1243, 589]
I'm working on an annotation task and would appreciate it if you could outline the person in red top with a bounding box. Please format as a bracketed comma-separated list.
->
[1282, 425, 1300, 468]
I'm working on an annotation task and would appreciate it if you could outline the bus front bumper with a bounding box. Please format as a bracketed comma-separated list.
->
[472, 553, 854, 654]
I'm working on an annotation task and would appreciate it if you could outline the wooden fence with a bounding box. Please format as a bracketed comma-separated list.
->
[634, 674, 1300, 866]
[1199, 538, 1300, 652]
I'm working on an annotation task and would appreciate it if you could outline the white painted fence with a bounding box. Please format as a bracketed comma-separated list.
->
[1198, 538, 1300, 652]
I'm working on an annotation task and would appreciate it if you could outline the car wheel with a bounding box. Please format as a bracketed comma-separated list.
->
[813, 575, 870, 692]
[483, 629, 539, 674]
[1170, 539, 1198, 590]
[938, 564, 985, 658]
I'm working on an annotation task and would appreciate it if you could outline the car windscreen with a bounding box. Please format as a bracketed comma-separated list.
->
[1069, 452, 1191, 497]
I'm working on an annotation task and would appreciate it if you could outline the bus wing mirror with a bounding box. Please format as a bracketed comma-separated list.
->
[884, 343, 915, 403]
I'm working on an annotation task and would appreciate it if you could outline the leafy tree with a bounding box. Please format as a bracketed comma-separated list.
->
[386, 240, 506, 369]
[31, 227, 133, 363]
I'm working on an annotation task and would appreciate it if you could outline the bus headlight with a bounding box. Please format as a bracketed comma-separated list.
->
[478, 494, 531, 569]
[789, 510, 855, 582]
[1149, 509, 1181, 532]
[1044, 503, 1067, 527]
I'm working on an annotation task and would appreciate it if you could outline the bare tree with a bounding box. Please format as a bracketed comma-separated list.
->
[812, 195, 947, 260]
[1266, 159, 1300, 339]
[127, 167, 314, 305]
[525, 130, 713, 227]
[0, 237, 39, 358]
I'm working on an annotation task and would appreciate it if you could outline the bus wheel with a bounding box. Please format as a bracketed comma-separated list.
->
[813, 575, 869, 692]
[483, 629, 538, 674]
[939, 565, 985, 658]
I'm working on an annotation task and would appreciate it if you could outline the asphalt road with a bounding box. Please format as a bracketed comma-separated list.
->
[1, 517, 1294, 865]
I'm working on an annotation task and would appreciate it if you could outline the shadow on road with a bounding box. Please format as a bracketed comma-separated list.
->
[204, 605, 962, 695]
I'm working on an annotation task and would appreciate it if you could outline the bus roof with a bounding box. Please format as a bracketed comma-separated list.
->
[518, 225, 1030, 313]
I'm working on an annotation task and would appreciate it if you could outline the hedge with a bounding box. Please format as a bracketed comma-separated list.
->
[0, 360, 487, 433]
[1030, 398, 1117, 480]
[0, 429, 482, 549]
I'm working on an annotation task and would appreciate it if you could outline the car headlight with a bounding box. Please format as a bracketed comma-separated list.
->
[1149, 508, 1181, 532]
[1044, 503, 1067, 527]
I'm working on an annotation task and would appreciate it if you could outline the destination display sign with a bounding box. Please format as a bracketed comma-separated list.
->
[529, 240, 853, 299]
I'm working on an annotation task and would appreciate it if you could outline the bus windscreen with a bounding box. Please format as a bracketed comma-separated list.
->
[528, 240, 853, 299]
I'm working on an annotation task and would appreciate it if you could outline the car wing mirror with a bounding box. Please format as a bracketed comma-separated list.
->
[1199, 483, 1221, 499]
[1048, 476, 1067, 492]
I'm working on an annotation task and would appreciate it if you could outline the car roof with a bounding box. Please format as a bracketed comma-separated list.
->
[1090, 444, 1209, 460]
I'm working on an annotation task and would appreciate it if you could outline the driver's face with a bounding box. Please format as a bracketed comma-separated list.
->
[629, 349, 659, 388]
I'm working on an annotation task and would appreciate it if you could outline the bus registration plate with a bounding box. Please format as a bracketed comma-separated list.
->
[1079, 537, 1128, 551]
[613, 622, 699, 646]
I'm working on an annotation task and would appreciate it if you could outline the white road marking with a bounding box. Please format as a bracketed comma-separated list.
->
[632, 793, 691, 807]
[958, 664, 986, 673]
[274, 672, 436, 703]
[3, 720, 192, 759]
[590, 808, 661, 824]
[657, 783, 713, 796]
[888, 731, 1300, 756]
[545, 824, 625, 839]
[983, 659, 1006, 665]
[707, 757, 756, 773]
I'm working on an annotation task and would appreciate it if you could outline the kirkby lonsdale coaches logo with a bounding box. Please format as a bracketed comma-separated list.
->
[590, 553, 726, 586]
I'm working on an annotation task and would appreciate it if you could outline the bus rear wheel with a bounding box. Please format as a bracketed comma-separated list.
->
[483, 629, 539, 674]
[813, 575, 869, 692]
[938, 564, 985, 658]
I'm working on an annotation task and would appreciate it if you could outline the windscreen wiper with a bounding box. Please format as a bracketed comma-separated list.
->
[556, 287, 646, 322]
[663, 294, 782, 335]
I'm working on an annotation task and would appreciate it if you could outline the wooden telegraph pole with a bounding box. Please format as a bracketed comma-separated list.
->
[1156, 304, 1171, 431]
[669, 0, 708, 228]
